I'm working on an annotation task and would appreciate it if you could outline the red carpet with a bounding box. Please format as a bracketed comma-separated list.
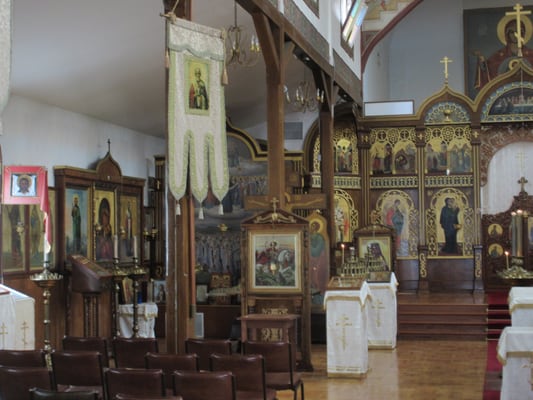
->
[483, 339, 501, 399]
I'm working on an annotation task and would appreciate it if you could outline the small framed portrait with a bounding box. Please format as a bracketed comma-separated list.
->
[358, 235, 392, 272]
[185, 56, 210, 115]
[3, 166, 47, 205]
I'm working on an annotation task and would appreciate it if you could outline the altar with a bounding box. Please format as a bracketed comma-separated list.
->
[0, 285, 35, 350]
[324, 281, 371, 378]
[118, 302, 158, 338]
[508, 287, 533, 326]
[367, 272, 398, 349]
[497, 326, 533, 400]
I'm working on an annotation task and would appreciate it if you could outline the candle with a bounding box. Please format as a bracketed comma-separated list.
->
[43, 235, 49, 263]
[511, 212, 517, 257]
[517, 210, 523, 257]
[341, 244, 345, 265]
[505, 251, 510, 269]
[113, 235, 119, 259]
[133, 235, 138, 259]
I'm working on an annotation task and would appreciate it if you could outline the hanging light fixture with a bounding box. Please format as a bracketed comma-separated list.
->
[225, 1, 261, 68]
[284, 66, 324, 113]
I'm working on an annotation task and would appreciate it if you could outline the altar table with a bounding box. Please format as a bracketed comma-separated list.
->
[497, 326, 533, 400]
[508, 287, 533, 326]
[118, 302, 158, 338]
[367, 273, 398, 349]
[324, 281, 371, 378]
[0, 284, 35, 350]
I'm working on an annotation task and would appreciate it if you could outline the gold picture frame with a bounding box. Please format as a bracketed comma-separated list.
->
[248, 229, 302, 294]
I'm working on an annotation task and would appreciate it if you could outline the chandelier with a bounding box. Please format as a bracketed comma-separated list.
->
[284, 69, 324, 113]
[225, 1, 261, 68]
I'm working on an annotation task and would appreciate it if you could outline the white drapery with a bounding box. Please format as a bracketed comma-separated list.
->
[167, 18, 228, 216]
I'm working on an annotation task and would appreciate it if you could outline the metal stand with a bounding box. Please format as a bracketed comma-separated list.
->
[30, 259, 62, 366]
[128, 258, 147, 338]
[111, 257, 127, 337]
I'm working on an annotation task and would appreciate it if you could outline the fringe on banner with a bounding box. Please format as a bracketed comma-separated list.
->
[176, 202, 181, 216]
[198, 206, 204, 220]
[218, 204, 224, 215]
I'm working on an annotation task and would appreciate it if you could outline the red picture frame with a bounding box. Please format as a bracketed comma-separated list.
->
[2, 165, 47, 205]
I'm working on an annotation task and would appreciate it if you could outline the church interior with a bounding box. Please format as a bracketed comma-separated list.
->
[3, 0, 533, 398]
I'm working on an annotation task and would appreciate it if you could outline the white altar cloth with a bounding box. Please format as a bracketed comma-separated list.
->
[497, 326, 533, 400]
[508, 287, 533, 326]
[118, 302, 158, 338]
[0, 284, 35, 350]
[367, 273, 398, 349]
[324, 282, 371, 377]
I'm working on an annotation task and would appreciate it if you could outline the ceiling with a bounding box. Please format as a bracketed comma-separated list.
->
[10, 0, 306, 139]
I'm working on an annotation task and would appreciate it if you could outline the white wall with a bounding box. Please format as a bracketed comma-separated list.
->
[1, 95, 166, 204]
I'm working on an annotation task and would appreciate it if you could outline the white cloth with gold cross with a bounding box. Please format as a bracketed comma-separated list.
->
[367, 273, 398, 349]
[324, 282, 371, 378]
[0, 285, 35, 350]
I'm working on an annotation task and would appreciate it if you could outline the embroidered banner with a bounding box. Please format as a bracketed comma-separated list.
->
[167, 18, 228, 216]
[0, 0, 11, 135]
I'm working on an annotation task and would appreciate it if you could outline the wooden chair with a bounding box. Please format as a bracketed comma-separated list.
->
[104, 368, 165, 400]
[243, 340, 304, 400]
[50, 351, 105, 398]
[0, 366, 53, 400]
[184, 338, 232, 371]
[62, 335, 110, 367]
[173, 370, 236, 400]
[0, 349, 47, 367]
[115, 394, 182, 400]
[112, 337, 158, 368]
[209, 353, 277, 400]
[145, 352, 199, 393]
[29, 387, 99, 400]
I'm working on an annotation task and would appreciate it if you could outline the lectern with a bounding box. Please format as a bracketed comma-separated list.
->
[69, 254, 113, 336]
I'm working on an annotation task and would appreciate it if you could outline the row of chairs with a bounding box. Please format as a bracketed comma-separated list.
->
[0, 336, 303, 400]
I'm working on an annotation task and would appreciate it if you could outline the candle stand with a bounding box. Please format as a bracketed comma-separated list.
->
[111, 258, 127, 337]
[127, 258, 148, 338]
[30, 258, 62, 366]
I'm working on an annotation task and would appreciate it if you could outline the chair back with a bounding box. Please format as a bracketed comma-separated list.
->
[50, 351, 104, 393]
[112, 337, 158, 368]
[0, 366, 52, 400]
[209, 353, 276, 400]
[62, 335, 109, 367]
[115, 394, 183, 400]
[173, 370, 236, 400]
[184, 338, 232, 370]
[29, 387, 99, 400]
[243, 341, 304, 400]
[105, 368, 165, 400]
[145, 352, 199, 390]
[0, 349, 46, 367]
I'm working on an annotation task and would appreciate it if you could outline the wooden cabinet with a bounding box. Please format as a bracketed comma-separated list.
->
[54, 150, 145, 338]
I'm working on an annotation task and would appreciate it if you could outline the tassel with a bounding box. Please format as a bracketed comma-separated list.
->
[175, 202, 181, 216]
[165, 49, 170, 69]
[199, 206, 204, 220]
[221, 65, 228, 86]
[218, 204, 224, 215]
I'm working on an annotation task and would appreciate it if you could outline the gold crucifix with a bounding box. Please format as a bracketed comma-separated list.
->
[335, 313, 353, 350]
[519, 176, 529, 193]
[440, 56, 453, 83]
[0, 322, 7, 349]
[506, 3, 532, 57]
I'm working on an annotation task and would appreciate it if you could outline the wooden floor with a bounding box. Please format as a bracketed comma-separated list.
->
[277, 339, 488, 400]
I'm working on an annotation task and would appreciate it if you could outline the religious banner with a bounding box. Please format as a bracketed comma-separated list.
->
[0, 0, 11, 135]
[167, 18, 229, 217]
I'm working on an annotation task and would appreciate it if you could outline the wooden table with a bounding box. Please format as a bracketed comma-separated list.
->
[239, 314, 299, 344]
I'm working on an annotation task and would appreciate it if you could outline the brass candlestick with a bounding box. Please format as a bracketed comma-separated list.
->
[111, 257, 127, 337]
[30, 257, 62, 366]
[127, 258, 148, 338]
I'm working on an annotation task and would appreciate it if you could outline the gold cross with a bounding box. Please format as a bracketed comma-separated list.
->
[440, 56, 453, 82]
[270, 197, 279, 212]
[506, 3, 532, 57]
[0, 323, 7, 349]
[371, 299, 386, 327]
[519, 176, 529, 193]
[21, 321, 29, 347]
[335, 313, 353, 350]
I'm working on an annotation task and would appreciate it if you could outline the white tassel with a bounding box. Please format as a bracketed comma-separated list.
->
[199, 206, 204, 220]
[218, 204, 224, 215]
[176, 203, 181, 216]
